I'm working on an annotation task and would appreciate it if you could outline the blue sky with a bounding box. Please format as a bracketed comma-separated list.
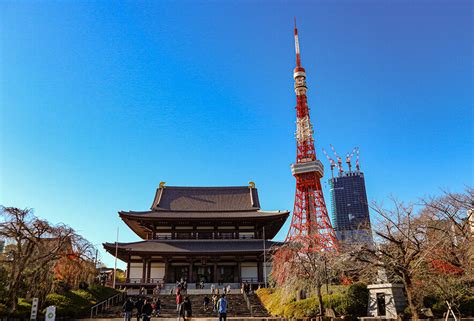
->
[1, 1, 472, 268]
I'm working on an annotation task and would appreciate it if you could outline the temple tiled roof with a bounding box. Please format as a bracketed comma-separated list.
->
[119, 185, 289, 239]
[120, 210, 288, 219]
[103, 239, 282, 258]
[151, 186, 260, 212]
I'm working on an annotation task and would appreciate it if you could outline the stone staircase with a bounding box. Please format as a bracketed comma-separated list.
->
[246, 293, 269, 317]
[92, 293, 269, 318]
[158, 294, 252, 317]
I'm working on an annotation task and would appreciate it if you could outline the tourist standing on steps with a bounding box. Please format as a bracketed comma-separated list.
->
[211, 283, 215, 294]
[135, 297, 144, 321]
[179, 296, 192, 321]
[122, 298, 134, 321]
[217, 294, 228, 321]
[154, 298, 161, 316]
[141, 299, 153, 321]
[203, 295, 210, 311]
[212, 294, 218, 312]
[176, 291, 184, 314]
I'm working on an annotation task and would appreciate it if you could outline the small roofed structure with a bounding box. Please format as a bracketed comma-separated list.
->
[103, 184, 289, 294]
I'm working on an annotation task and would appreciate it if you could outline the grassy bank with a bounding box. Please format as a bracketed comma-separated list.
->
[0, 285, 119, 318]
[256, 283, 369, 319]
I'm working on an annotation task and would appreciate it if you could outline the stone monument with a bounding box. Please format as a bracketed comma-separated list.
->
[367, 283, 407, 319]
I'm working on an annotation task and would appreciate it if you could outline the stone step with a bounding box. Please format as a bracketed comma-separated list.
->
[93, 293, 269, 319]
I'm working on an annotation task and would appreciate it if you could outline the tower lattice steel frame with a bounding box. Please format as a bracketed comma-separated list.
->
[286, 22, 338, 251]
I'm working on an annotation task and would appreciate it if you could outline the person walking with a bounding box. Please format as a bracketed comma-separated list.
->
[179, 296, 192, 321]
[217, 294, 228, 321]
[176, 292, 184, 315]
[203, 296, 210, 311]
[212, 294, 218, 312]
[210, 283, 215, 295]
[135, 297, 144, 321]
[141, 299, 153, 321]
[154, 298, 161, 316]
[122, 298, 134, 321]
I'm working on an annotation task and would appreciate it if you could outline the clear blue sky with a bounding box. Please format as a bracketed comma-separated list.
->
[1, 1, 472, 268]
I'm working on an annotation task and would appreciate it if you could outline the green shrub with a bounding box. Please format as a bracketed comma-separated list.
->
[88, 284, 118, 301]
[0, 303, 7, 316]
[459, 296, 474, 317]
[284, 296, 320, 318]
[324, 293, 348, 316]
[257, 284, 369, 318]
[345, 282, 369, 316]
[45, 291, 91, 317]
[256, 288, 296, 316]
[71, 289, 95, 303]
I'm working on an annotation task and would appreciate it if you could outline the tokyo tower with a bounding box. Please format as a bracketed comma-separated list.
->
[286, 21, 338, 251]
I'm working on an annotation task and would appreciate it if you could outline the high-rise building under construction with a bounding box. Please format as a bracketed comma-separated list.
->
[323, 147, 373, 244]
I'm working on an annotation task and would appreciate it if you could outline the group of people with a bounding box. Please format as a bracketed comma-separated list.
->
[175, 289, 192, 321]
[176, 287, 228, 321]
[122, 282, 231, 321]
[201, 294, 228, 321]
[122, 297, 161, 321]
[240, 281, 253, 294]
[209, 284, 231, 295]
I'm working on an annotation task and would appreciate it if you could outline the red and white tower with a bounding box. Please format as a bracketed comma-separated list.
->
[286, 22, 337, 251]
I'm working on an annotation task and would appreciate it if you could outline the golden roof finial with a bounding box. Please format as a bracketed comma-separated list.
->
[159, 181, 166, 188]
[249, 181, 255, 188]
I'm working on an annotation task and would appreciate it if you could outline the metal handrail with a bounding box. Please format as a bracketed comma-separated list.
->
[242, 291, 254, 316]
[90, 291, 126, 319]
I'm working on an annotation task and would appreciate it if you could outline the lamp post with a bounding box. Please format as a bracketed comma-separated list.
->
[263, 226, 267, 288]
[113, 227, 119, 289]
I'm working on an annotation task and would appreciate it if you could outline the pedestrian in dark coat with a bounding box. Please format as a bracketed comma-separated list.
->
[142, 299, 153, 321]
[135, 298, 144, 321]
[179, 296, 192, 321]
[122, 298, 134, 321]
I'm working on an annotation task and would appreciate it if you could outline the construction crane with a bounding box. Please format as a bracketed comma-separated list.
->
[330, 144, 344, 176]
[322, 148, 336, 178]
[345, 147, 358, 173]
[355, 147, 360, 172]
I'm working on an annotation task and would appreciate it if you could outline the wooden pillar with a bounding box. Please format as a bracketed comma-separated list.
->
[257, 260, 263, 283]
[237, 260, 242, 283]
[142, 258, 147, 283]
[213, 262, 218, 283]
[147, 260, 152, 282]
[188, 259, 194, 283]
[126, 258, 131, 280]
[164, 258, 169, 283]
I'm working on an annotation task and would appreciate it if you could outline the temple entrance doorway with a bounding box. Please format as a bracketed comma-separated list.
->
[171, 266, 189, 283]
[195, 266, 213, 283]
[219, 266, 235, 283]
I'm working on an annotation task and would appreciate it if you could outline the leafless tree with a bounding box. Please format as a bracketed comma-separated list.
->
[271, 239, 338, 316]
[350, 188, 473, 319]
[0, 207, 98, 312]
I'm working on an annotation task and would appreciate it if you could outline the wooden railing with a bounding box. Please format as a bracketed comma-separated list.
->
[90, 291, 126, 319]
[118, 278, 164, 285]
